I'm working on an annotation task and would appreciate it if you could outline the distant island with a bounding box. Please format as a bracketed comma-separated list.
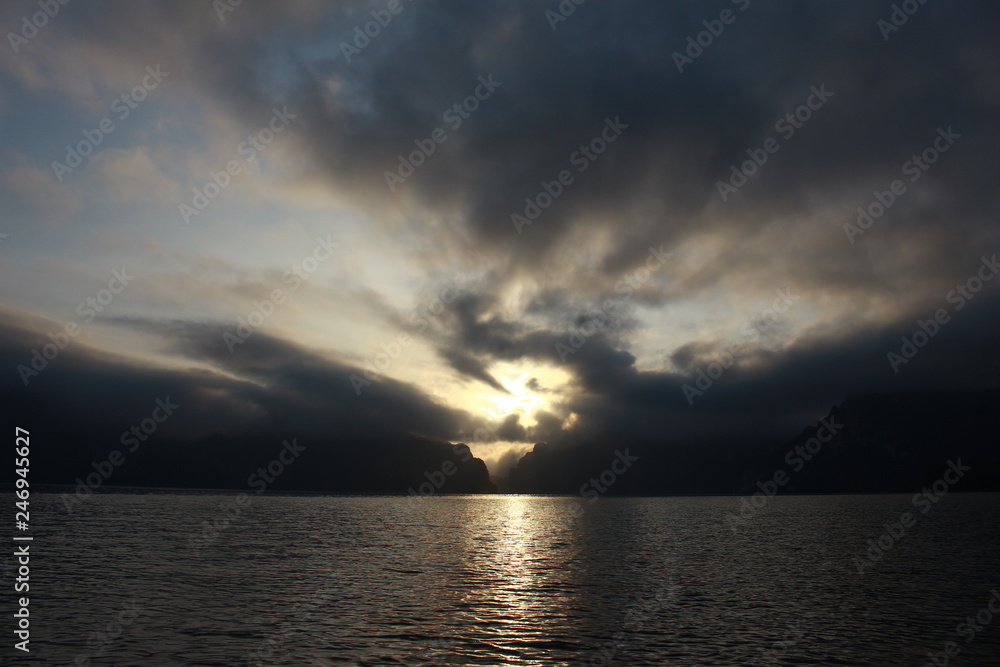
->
[504, 389, 1000, 496]
[13, 389, 1000, 497]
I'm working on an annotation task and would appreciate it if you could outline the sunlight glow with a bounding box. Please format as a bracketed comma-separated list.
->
[462, 361, 571, 426]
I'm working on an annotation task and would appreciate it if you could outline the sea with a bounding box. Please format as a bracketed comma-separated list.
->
[4, 492, 999, 665]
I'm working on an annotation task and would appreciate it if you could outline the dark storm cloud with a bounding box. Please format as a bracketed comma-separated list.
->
[258, 0, 1000, 282]
[6, 0, 998, 464]
[0, 306, 504, 492]
[25, 0, 997, 270]
[407, 277, 1000, 446]
[0, 307, 479, 446]
[439, 348, 509, 393]
[37, 1, 998, 297]
[580, 286, 1000, 444]
[496, 413, 527, 443]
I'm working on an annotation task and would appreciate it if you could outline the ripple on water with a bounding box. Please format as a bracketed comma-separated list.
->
[9, 493, 1000, 665]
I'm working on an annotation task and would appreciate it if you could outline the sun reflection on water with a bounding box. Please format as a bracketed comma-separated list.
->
[448, 495, 582, 664]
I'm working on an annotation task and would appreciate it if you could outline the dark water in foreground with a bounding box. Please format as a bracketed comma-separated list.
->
[4, 493, 1000, 665]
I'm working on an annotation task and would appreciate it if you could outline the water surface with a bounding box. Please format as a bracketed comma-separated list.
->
[7, 493, 1000, 665]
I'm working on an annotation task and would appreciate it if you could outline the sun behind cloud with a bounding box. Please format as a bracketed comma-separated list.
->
[468, 362, 569, 426]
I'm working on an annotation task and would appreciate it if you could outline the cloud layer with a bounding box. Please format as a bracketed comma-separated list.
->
[1, 0, 999, 477]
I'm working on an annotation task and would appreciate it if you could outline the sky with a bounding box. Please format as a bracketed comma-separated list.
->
[1, 0, 999, 477]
